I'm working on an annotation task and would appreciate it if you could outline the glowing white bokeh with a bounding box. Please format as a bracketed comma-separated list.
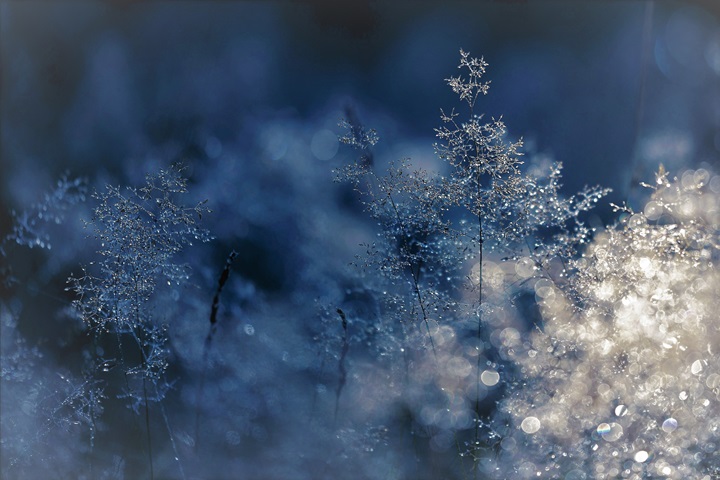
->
[634, 450, 649, 463]
[643, 200, 663, 220]
[691, 359, 704, 375]
[483, 261, 505, 289]
[662, 417, 678, 433]
[521, 416, 541, 434]
[489, 170, 720, 478]
[481, 369, 500, 387]
[534, 278, 555, 299]
[515, 257, 535, 278]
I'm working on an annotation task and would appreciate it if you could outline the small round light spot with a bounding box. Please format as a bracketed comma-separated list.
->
[691, 359, 704, 375]
[481, 369, 500, 386]
[662, 417, 678, 433]
[634, 450, 649, 463]
[521, 416, 541, 434]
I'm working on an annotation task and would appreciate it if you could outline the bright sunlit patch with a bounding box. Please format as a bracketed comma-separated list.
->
[495, 167, 720, 477]
[637, 257, 655, 277]
[595, 281, 615, 301]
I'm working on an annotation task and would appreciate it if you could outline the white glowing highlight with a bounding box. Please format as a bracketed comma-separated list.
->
[481, 369, 500, 387]
[634, 450, 649, 463]
[521, 416, 541, 434]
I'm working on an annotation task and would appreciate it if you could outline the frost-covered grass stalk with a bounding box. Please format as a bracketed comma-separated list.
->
[67, 164, 210, 478]
[338, 50, 609, 477]
[195, 249, 237, 451]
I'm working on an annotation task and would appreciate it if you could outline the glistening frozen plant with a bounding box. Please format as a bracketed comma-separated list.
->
[67, 164, 210, 478]
[337, 50, 609, 476]
[491, 168, 720, 479]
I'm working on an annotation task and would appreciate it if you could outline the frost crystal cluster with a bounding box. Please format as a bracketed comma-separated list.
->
[66, 165, 210, 469]
[492, 169, 720, 479]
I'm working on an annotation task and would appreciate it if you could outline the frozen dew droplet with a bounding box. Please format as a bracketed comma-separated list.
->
[662, 417, 678, 433]
[481, 369, 500, 386]
[521, 416, 541, 434]
[614, 405, 627, 417]
[99, 360, 116, 372]
[634, 450, 649, 463]
[243, 324, 255, 336]
[679, 391, 689, 401]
